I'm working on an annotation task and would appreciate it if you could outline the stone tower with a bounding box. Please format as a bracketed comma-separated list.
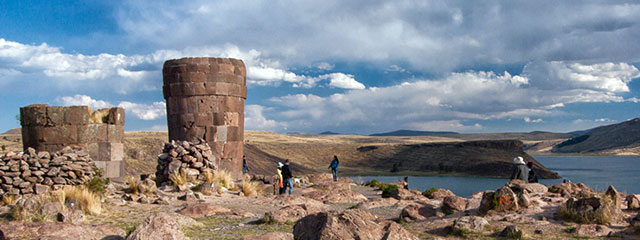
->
[162, 57, 246, 179]
[20, 104, 125, 178]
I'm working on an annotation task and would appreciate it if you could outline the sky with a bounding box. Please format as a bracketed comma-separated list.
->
[1, 0, 639, 135]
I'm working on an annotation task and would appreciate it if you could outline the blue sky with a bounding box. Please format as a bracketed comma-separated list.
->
[1, 1, 639, 134]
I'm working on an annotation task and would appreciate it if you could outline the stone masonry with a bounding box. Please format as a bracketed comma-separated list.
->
[163, 57, 246, 179]
[20, 104, 125, 178]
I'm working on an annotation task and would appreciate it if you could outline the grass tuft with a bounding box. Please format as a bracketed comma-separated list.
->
[126, 176, 140, 194]
[63, 186, 102, 216]
[557, 194, 616, 224]
[203, 169, 215, 184]
[377, 183, 399, 198]
[422, 187, 439, 198]
[241, 181, 263, 197]
[214, 169, 235, 189]
[169, 169, 188, 186]
[2, 194, 18, 206]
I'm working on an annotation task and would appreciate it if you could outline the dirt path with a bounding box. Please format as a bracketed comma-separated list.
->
[351, 184, 381, 200]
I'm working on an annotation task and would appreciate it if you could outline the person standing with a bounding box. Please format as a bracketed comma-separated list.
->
[510, 156, 529, 183]
[329, 155, 340, 182]
[402, 176, 409, 189]
[242, 155, 249, 175]
[276, 162, 284, 194]
[282, 159, 294, 195]
[526, 162, 539, 183]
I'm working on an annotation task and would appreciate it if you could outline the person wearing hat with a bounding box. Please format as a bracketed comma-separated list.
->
[282, 159, 294, 195]
[276, 162, 284, 194]
[510, 156, 529, 183]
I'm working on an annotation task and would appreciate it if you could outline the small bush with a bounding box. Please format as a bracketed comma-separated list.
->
[169, 169, 188, 186]
[2, 194, 18, 206]
[1, 145, 5, 151]
[241, 181, 263, 197]
[85, 176, 109, 196]
[203, 169, 215, 184]
[378, 183, 399, 198]
[63, 186, 102, 216]
[365, 179, 379, 187]
[423, 187, 438, 197]
[214, 169, 234, 189]
[126, 176, 140, 194]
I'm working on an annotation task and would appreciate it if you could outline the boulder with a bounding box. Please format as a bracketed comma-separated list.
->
[494, 186, 518, 212]
[356, 198, 399, 210]
[499, 225, 523, 238]
[425, 188, 456, 200]
[626, 194, 640, 210]
[477, 191, 496, 215]
[518, 191, 531, 208]
[57, 209, 84, 224]
[390, 188, 427, 201]
[549, 182, 594, 197]
[237, 232, 294, 240]
[400, 203, 441, 222]
[575, 224, 613, 237]
[265, 204, 323, 224]
[126, 212, 186, 240]
[562, 196, 621, 224]
[176, 203, 230, 218]
[605, 185, 622, 208]
[441, 196, 466, 215]
[301, 188, 367, 203]
[293, 209, 419, 240]
[451, 216, 489, 233]
[0, 221, 125, 240]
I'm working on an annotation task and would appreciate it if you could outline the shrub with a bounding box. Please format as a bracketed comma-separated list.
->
[85, 176, 109, 196]
[241, 180, 263, 197]
[63, 186, 102, 216]
[557, 195, 616, 224]
[423, 187, 438, 198]
[2, 194, 17, 206]
[365, 179, 379, 188]
[126, 176, 140, 194]
[169, 169, 188, 186]
[378, 183, 399, 198]
[1, 145, 5, 151]
[202, 169, 215, 184]
[214, 169, 234, 189]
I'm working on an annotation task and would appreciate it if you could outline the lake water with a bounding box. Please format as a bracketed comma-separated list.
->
[349, 156, 640, 197]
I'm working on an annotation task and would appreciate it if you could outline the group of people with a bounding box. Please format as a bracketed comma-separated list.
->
[510, 156, 538, 183]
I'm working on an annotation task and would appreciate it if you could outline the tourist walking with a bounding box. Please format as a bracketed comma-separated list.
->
[282, 159, 294, 195]
[242, 155, 249, 175]
[328, 155, 340, 181]
[510, 156, 529, 183]
[526, 162, 539, 183]
[277, 162, 284, 194]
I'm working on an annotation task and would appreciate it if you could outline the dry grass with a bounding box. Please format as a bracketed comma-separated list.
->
[214, 169, 235, 189]
[241, 181, 264, 197]
[558, 195, 616, 224]
[63, 186, 102, 216]
[10, 190, 66, 222]
[126, 176, 140, 194]
[2, 194, 18, 206]
[203, 169, 215, 183]
[169, 169, 188, 186]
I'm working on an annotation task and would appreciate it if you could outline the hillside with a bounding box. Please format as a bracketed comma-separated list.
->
[552, 118, 640, 154]
[370, 129, 458, 136]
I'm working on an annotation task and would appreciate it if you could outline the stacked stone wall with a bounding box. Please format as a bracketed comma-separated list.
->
[0, 146, 97, 196]
[20, 104, 125, 178]
[163, 57, 246, 179]
[155, 139, 217, 186]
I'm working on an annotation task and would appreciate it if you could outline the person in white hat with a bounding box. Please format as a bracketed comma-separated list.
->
[510, 156, 529, 182]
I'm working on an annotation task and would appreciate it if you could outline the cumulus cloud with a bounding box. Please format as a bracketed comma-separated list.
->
[55, 95, 166, 121]
[244, 105, 285, 131]
[113, 1, 640, 71]
[265, 62, 637, 133]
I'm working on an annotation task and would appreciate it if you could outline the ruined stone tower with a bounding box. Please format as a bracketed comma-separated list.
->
[162, 57, 246, 179]
[20, 104, 125, 178]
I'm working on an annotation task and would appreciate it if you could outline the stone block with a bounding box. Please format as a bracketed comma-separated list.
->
[185, 126, 206, 142]
[216, 126, 227, 142]
[194, 113, 213, 127]
[178, 113, 195, 127]
[107, 108, 125, 125]
[170, 83, 183, 97]
[41, 126, 78, 145]
[226, 126, 242, 141]
[93, 160, 124, 178]
[107, 124, 124, 142]
[98, 142, 124, 161]
[46, 107, 66, 125]
[190, 72, 206, 82]
[20, 104, 48, 126]
[193, 82, 206, 95]
[218, 63, 235, 74]
[206, 72, 244, 84]
[182, 83, 195, 96]
[196, 95, 219, 113]
[187, 97, 198, 113]
[64, 106, 89, 125]
[224, 112, 239, 126]
[83, 124, 107, 142]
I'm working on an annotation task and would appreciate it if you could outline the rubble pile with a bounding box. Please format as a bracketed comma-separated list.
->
[155, 139, 217, 186]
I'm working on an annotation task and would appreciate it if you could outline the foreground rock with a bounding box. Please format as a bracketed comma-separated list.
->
[237, 232, 294, 240]
[400, 202, 441, 222]
[265, 204, 324, 223]
[0, 221, 125, 240]
[176, 203, 231, 218]
[126, 212, 186, 240]
[451, 216, 489, 233]
[293, 209, 419, 240]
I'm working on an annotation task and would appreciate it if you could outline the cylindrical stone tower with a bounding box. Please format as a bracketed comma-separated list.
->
[162, 57, 246, 179]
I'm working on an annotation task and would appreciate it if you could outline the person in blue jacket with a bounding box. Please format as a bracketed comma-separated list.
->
[328, 155, 340, 181]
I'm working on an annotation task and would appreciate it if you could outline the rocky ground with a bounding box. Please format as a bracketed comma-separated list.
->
[1, 172, 640, 239]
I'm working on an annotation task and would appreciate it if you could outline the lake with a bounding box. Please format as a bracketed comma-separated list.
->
[349, 156, 640, 197]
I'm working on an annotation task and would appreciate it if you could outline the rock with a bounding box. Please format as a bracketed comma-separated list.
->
[425, 188, 456, 200]
[499, 225, 523, 238]
[549, 182, 594, 198]
[605, 185, 622, 208]
[301, 187, 367, 203]
[237, 232, 294, 240]
[178, 192, 198, 201]
[126, 212, 186, 240]
[626, 194, 640, 210]
[57, 209, 84, 224]
[441, 196, 466, 215]
[451, 216, 489, 233]
[562, 196, 621, 224]
[477, 191, 495, 215]
[390, 188, 427, 201]
[176, 203, 231, 218]
[356, 198, 399, 210]
[575, 224, 613, 237]
[0, 221, 125, 240]
[293, 209, 419, 240]
[518, 191, 531, 208]
[265, 204, 323, 224]
[494, 186, 518, 212]
[400, 202, 440, 222]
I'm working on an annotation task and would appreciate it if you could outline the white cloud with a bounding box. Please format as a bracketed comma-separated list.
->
[524, 117, 543, 123]
[55, 95, 166, 121]
[244, 105, 284, 131]
[325, 73, 365, 89]
[407, 120, 483, 132]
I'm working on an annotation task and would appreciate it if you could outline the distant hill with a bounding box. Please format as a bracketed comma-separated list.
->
[1, 128, 21, 135]
[319, 131, 341, 135]
[370, 129, 458, 137]
[553, 118, 640, 153]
